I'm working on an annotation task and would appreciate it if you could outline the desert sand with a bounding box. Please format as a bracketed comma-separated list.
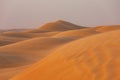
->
[0, 20, 119, 80]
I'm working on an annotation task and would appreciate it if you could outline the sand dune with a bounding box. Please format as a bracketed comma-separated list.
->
[0, 30, 61, 46]
[0, 29, 28, 33]
[0, 35, 28, 46]
[11, 30, 120, 80]
[0, 65, 30, 80]
[0, 36, 73, 79]
[0, 20, 119, 80]
[1, 31, 34, 38]
[0, 35, 74, 79]
[26, 31, 60, 37]
[24, 29, 51, 33]
[0, 20, 86, 47]
[94, 25, 120, 32]
[0, 37, 73, 68]
[26, 20, 86, 33]
[1, 31, 60, 38]
[54, 28, 99, 38]
[0, 31, 33, 46]
[39, 20, 86, 31]
[54, 25, 120, 38]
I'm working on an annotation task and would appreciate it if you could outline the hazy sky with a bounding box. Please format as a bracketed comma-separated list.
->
[0, 0, 120, 29]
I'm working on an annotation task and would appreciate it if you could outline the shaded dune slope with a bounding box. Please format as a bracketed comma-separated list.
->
[0, 37, 73, 68]
[0, 36, 27, 46]
[1, 31, 60, 38]
[11, 30, 120, 80]
[0, 31, 60, 46]
[26, 31, 60, 37]
[1, 32, 32, 38]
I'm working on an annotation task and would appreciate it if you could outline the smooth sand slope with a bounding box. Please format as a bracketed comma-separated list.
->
[54, 28, 99, 38]
[1, 31, 60, 39]
[0, 30, 59, 47]
[54, 26, 120, 38]
[1, 31, 32, 38]
[0, 37, 73, 80]
[25, 31, 60, 37]
[11, 30, 120, 80]
[0, 65, 29, 80]
[0, 36, 27, 46]
[0, 32, 32, 46]
[94, 25, 120, 32]
[0, 37, 73, 68]
[0, 20, 86, 46]
[0, 20, 119, 80]
[1, 25, 119, 47]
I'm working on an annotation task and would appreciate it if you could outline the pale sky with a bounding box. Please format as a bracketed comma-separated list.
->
[0, 0, 120, 29]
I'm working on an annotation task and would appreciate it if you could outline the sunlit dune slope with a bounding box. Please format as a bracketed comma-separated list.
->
[54, 28, 99, 38]
[0, 37, 73, 68]
[11, 30, 120, 80]
[94, 25, 120, 32]
[54, 25, 120, 38]
[0, 65, 29, 80]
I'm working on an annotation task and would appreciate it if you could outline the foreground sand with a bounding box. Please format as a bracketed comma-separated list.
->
[0, 20, 119, 80]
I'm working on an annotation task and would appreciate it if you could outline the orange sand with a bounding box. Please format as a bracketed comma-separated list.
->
[11, 30, 120, 80]
[0, 20, 119, 80]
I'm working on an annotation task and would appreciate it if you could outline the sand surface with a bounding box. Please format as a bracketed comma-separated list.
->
[0, 20, 119, 80]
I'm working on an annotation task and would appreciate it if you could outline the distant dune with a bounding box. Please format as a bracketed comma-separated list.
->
[0, 20, 86, 46]
[0, 20, 119, 80]
[30, 20, 86, 32]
